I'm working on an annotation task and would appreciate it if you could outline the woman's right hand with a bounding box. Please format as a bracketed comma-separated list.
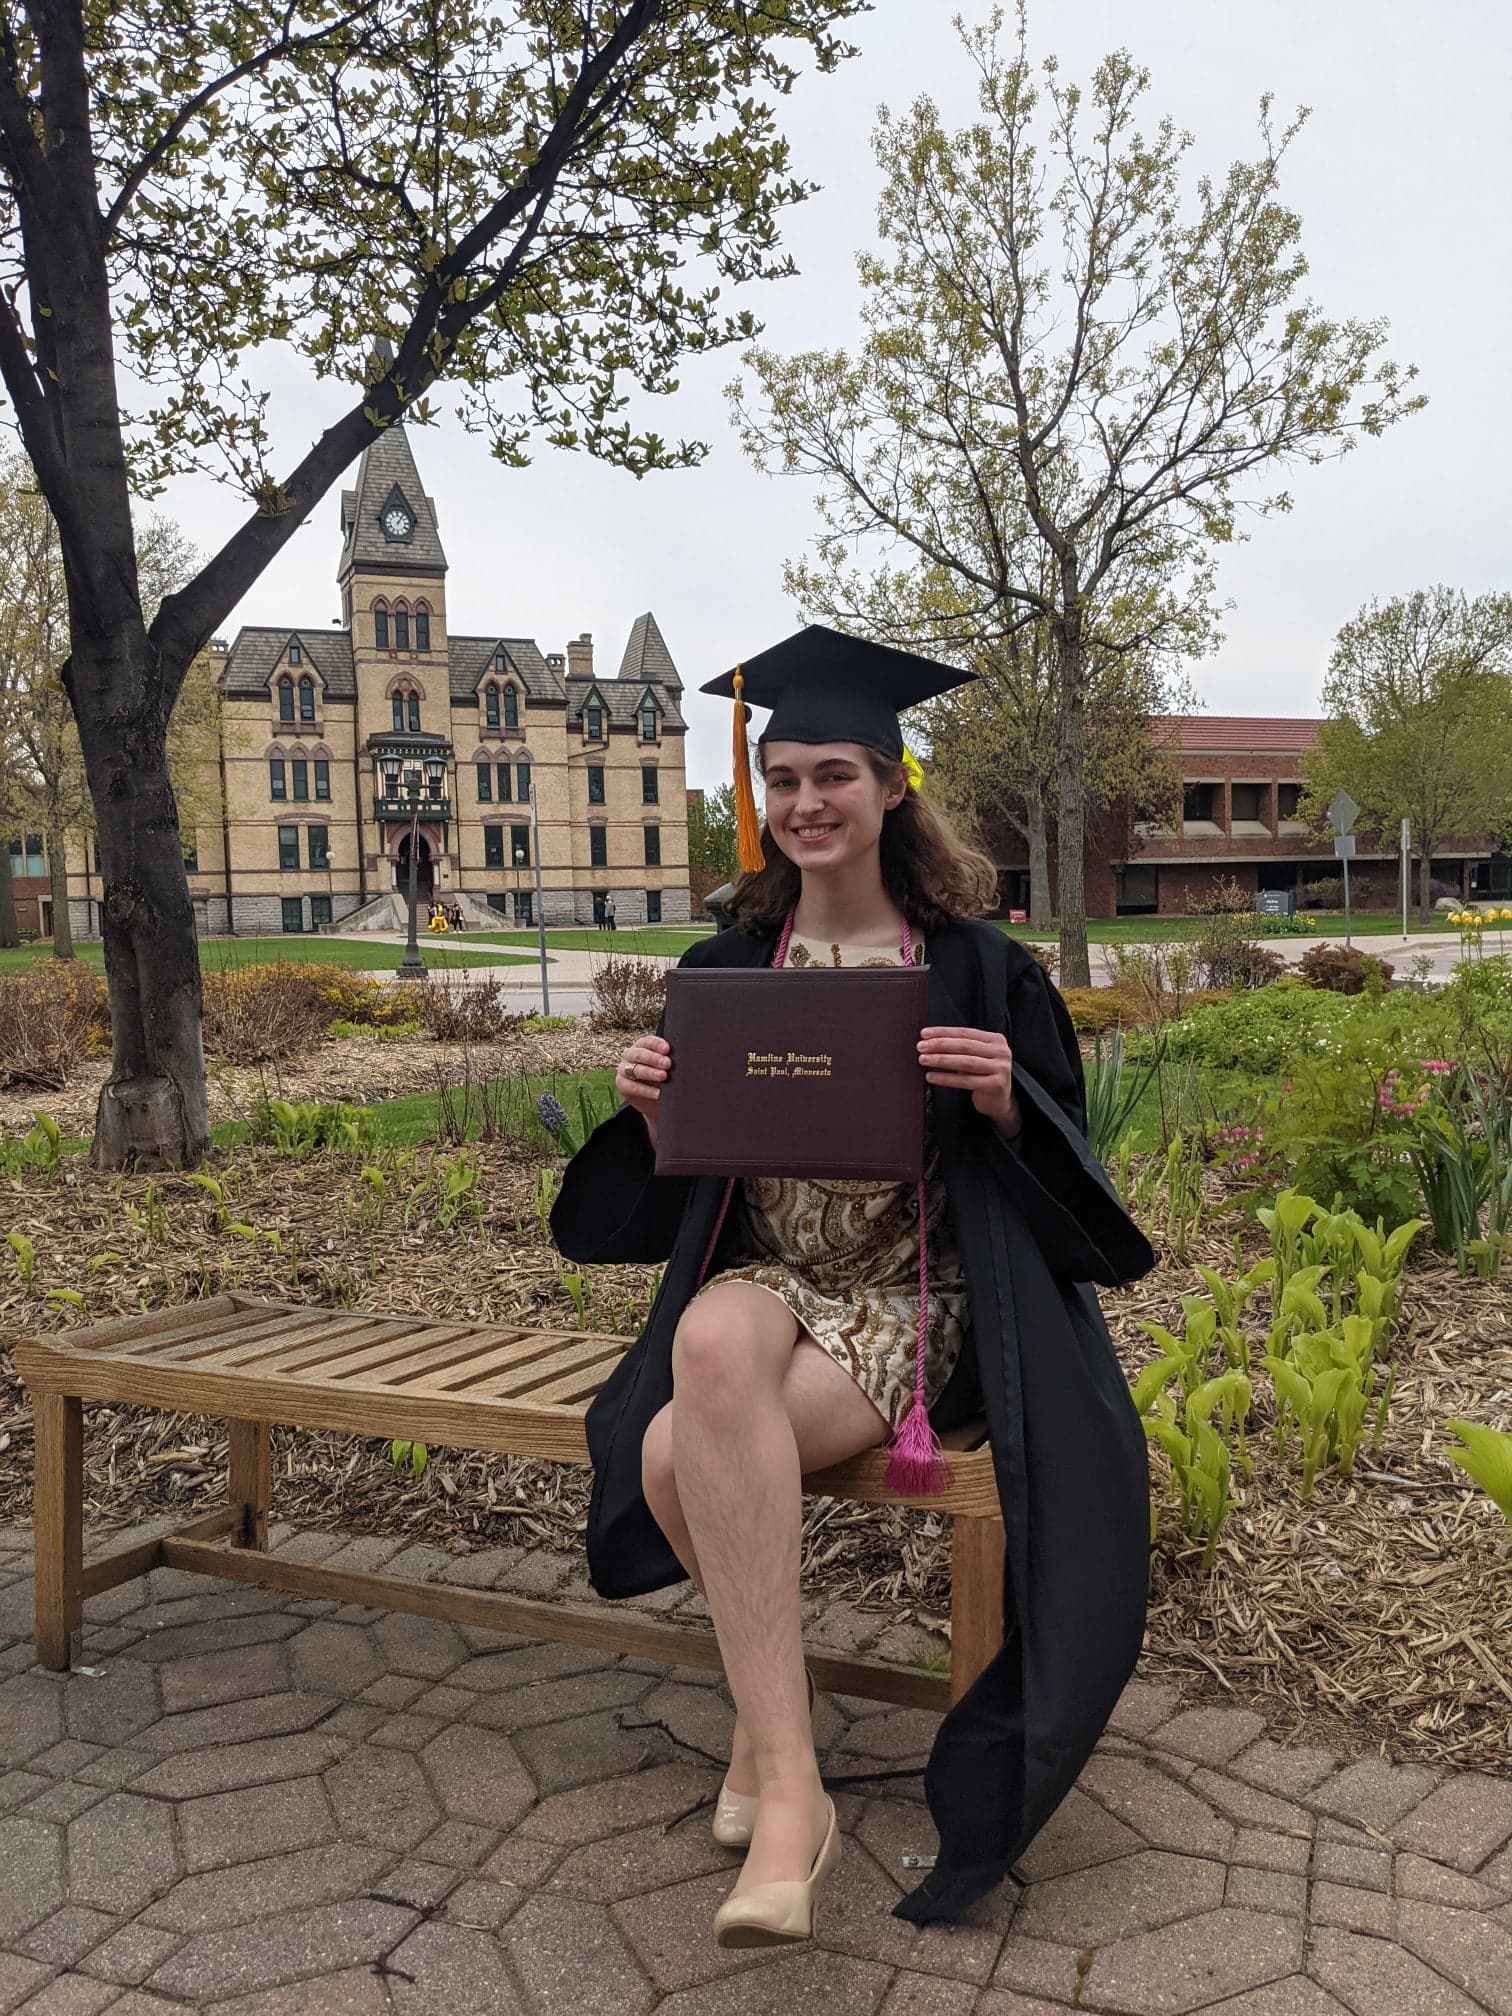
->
[616, 1035, 671, 1147]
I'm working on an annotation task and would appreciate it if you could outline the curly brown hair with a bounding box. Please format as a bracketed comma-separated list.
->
[723, 746, 1000, 936]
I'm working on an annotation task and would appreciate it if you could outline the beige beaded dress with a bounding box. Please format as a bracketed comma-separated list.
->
[696, 934, 969, 1430]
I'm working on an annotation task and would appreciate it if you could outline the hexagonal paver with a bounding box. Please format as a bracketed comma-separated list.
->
[124, 1614, 302, 1666]
[325, 1743, 441, 1848]
[1080, 1755, 1235, 1859]
[1012, 1787, 1142, 1881]
[1079, 1905, 1301, 2014]
[422, 1723, 536, 1830]
[142, 1844, 389, 1934]
[502, 1893, 654, 2016]
[67, 1794, 178, 1915]
[147, 1899, 415, 2002]
[1153, 1708, 1267, 1767]
[0, 1672, 65, 1765]
[1203, 1981, 1352, 2015]
[158, 1642, 292, 1715]
[1310, 1757, 1440, 1831]
[548, 1819, 733, 1903]
[1310, 1925, 1488, 2015]
[1393, 1899, 1512, 2016]
[384, 1922, 526, 2014]
[1395, 1774, 1512, 1874]
[0, 1813, 66, 1941]
[652, 1948, 893, 2016]
[134, 1691, 329, 1754]
[372, 1612, 469, 1679]
[131, 1731, 338, 1800]
[202, 1965, 396, 2014]
[288, 1621, 384, 1698]
[510, 1707, 676, 1795]
[178, 1776, 337, 1872]
[467, 1668, 655, 1736]
[1015, 1848, 1225, 1945]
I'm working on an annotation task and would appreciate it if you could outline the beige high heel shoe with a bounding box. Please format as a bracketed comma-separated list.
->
[712, 1668, 816, 1849]
[713, 1795, 840, 1948]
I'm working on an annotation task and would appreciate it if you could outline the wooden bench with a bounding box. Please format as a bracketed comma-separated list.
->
[12, 1293, 1004, 1709]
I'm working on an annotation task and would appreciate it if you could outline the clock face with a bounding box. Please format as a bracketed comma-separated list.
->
[382, 506, 412, 540]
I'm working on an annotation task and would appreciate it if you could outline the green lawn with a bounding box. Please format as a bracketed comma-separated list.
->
[0, 935, 539, 976]
[998, 912, 1448, 945]
[464, 926, 714, 957]
[208, 1067, 619, 1152]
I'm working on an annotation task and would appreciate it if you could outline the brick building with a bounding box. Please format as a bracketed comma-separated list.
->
[994, 715, 1509, 919]
[47, 425, 691, 941]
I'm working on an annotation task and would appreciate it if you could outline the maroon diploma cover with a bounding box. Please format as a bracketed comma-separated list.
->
[653, 965, 929, 1182]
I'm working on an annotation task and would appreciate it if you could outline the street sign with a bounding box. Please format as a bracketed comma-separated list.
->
[1333, 833, 1356, 860]
[1327, 791, 1359, 834]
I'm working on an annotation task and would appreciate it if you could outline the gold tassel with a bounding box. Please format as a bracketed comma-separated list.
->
[901, 743, 925, 794]
[731, 667, 765, 874]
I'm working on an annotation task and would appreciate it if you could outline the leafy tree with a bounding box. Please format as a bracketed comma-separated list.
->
[1304, 588, 1512, 921]
[0, 460, 207, 958]
[688, 781, 738, 882]
[730, 7, 1422, 984]
[0, 0, 862, 1165]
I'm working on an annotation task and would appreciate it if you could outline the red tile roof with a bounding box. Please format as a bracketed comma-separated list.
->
[1155, 716, 1325, 753]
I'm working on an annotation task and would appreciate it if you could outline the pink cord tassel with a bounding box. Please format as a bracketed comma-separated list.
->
[882, 1172, 952, 1495]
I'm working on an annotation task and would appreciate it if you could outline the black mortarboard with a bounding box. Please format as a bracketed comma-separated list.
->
[701, 623, 973, 761]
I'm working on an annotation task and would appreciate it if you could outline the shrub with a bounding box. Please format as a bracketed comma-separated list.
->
[415, 973, 524, 1043]
[1297, 944, 1395, 995]
[315, 969, 416, 1028]
[1190, 877, 1286, 990]
[0, 963, 110, 1088]
[1159, 984, 1355, 1074]
[201, 963, 330, 1063]
[589, 956, 668, 1030]
[1027, 943, 1059, 981]
[1302, 877, 1345, 909]
[1060, 987, 1132, 1035]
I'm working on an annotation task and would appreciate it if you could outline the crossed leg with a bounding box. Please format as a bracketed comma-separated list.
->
[642, 1282, 889, 1892]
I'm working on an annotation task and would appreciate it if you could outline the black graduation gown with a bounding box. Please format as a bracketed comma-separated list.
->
[550, 917, 1156, 1923]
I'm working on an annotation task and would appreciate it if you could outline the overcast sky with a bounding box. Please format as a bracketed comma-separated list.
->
[164, 0, 1512, 793]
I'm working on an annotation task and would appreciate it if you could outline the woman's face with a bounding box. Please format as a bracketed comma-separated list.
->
[760, 741, 905, 874]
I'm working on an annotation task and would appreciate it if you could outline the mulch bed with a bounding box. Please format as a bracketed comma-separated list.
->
[0, 1094, 1507, 1774]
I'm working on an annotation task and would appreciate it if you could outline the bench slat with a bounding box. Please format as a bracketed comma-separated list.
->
[137, 1311, 356, 1367]
[440, 1334, 627, 1401]
[252, 1318, 480, 1383]
[407, 1330, 596, 1395]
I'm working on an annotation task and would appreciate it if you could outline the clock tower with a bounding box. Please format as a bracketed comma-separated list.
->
[338, 424, 453, 901]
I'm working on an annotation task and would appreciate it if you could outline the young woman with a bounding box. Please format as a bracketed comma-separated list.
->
[551, 628, 1154, 1942]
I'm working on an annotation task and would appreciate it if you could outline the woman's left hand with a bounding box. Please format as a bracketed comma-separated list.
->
[918, 1026, 1022, 1137]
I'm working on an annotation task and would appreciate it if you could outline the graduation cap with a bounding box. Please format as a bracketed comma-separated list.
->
[701, 623, 975, 872]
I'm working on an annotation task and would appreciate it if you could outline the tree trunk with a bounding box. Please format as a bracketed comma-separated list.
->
[1055, 626, 1092, 989]
[0, 842, 18, 947]
[47, 824, 74, 958]
[72, 644, 209, 1170]
[1025, 785, 1053, 931]
[1418, 847, 1434, 927]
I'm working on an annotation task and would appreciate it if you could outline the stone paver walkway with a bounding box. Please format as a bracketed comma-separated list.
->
[1, 1522, 1509, 2015]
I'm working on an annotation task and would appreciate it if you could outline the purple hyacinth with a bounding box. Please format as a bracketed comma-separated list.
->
[536, 1093, 571, 1139]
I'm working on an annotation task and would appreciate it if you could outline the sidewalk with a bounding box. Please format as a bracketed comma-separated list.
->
[1, 1523, 1508, 2014]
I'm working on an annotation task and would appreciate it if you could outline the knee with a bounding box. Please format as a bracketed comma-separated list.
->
[672, 1297, 749, 1410]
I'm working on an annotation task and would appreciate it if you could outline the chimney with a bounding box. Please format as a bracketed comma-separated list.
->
[566, 631, 593, 679]
[546, 651, 565, 675]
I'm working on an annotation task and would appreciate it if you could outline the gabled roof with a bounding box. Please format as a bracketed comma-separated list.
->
[1156, 716, 1325, 754]
[222, 627, 355, 699]
[616, 611, 681, 691]
[339, 424, 446, 578]
[447, 635, 562, 703]
[565, 675, 686, 731]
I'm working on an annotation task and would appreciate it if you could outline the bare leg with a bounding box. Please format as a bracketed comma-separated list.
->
[664, 1284, 888, 1892]
[642, 1331, 890, 1796]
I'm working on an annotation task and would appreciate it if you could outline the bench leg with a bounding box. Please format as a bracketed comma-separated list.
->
[34, 1393, 84, 1671]
[228, 1420, 271, 1550]
[949, 1512, 1005, 1706]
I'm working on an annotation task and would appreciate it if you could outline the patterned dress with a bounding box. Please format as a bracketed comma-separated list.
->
[697, 934, 969, 1430]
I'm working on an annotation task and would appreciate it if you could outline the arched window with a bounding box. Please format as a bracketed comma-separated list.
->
[503, 685, 519, 731]
[391, 692, 404, 733]
[414, 603, 431, 652]
[393, 601, 410, 652]
[374, 603, 390, 650]
[407, 690, 420, 733]
[485, 683, 500, 729]
[277, 676, 295, 722]
[298, 674, 315, 722]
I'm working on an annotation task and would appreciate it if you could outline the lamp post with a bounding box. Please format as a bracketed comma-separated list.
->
[382, 751, 447, 980]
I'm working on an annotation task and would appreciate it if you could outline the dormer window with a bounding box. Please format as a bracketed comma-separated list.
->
[586, 704, 604, 742]
[503, 686, 519, 731]
[277, 676, 295, 723]
[298, 674, 315, 722]
[641, 703, 657, 742]
[494, 648, 507, 674]
[288, 641, 302, 666]
[374, 604, 390, 650]
[485, 683, 500, 729]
